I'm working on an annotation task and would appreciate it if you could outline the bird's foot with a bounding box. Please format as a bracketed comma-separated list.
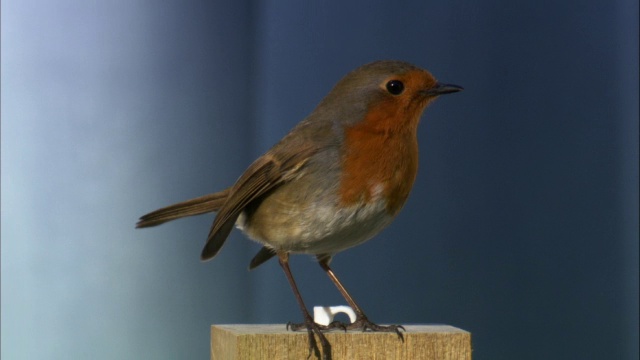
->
[286, 319, 333, 360]
[345, 315, 406, 342]
[287, 320, 347, 332]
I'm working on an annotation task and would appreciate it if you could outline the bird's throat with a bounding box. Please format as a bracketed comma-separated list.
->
[338, 112, 419, 215]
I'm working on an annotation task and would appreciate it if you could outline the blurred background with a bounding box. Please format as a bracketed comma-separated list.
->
[2, 1, 638, 359]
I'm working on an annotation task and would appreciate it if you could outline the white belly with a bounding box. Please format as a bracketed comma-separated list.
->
[237, 199, 394, 256]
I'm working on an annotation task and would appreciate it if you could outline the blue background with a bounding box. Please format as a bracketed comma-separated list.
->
[2, 1, 638, 359]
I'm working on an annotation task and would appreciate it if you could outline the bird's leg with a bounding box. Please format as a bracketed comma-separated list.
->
[317, 256, 405, 341]
[278, 252, 332, 360]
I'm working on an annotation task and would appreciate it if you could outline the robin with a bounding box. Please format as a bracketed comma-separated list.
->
[137, 60, 462, 360]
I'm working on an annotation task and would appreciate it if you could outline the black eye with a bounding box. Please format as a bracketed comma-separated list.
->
[385, 80, 404, 95]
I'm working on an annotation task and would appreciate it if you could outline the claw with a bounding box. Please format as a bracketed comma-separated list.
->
[285, 320, 332, 360]
[326, 320, 348, 332]
[347, 315, 406, 342]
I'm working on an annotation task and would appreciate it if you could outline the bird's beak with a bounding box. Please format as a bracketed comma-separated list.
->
[424, 82, 464, 96]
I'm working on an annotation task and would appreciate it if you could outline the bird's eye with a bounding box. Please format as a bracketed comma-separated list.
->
[385, 80, 404, 95]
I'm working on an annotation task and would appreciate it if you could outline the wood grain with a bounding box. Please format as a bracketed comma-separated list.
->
[211, 324, 471, 360]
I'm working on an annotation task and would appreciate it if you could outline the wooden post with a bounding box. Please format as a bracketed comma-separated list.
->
[211, 324, 471, 360]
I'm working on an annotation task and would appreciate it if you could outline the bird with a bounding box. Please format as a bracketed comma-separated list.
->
[136, 60, 462, 360]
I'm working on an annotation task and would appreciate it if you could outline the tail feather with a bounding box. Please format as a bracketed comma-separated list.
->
[248, 246, 277, 269]
[136, 188, 231, 228]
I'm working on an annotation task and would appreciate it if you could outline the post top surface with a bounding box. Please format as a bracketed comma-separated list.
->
[212, 324, 470, 335]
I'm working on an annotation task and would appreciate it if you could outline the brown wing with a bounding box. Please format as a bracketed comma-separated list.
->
[200, 146, 317, 261]
[136, 189, 231, 228]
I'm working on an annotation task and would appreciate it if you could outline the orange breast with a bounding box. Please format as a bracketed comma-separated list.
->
[339, 98, 421, 216]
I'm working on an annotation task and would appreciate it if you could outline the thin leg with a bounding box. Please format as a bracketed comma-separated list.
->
[278, 252, 332, 360]
[318, 256, 405, 341]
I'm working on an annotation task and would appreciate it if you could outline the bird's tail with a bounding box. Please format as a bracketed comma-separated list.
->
[136, 188, 231, 228]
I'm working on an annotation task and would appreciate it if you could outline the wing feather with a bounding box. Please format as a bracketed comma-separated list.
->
[200, 146, 316, 260]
